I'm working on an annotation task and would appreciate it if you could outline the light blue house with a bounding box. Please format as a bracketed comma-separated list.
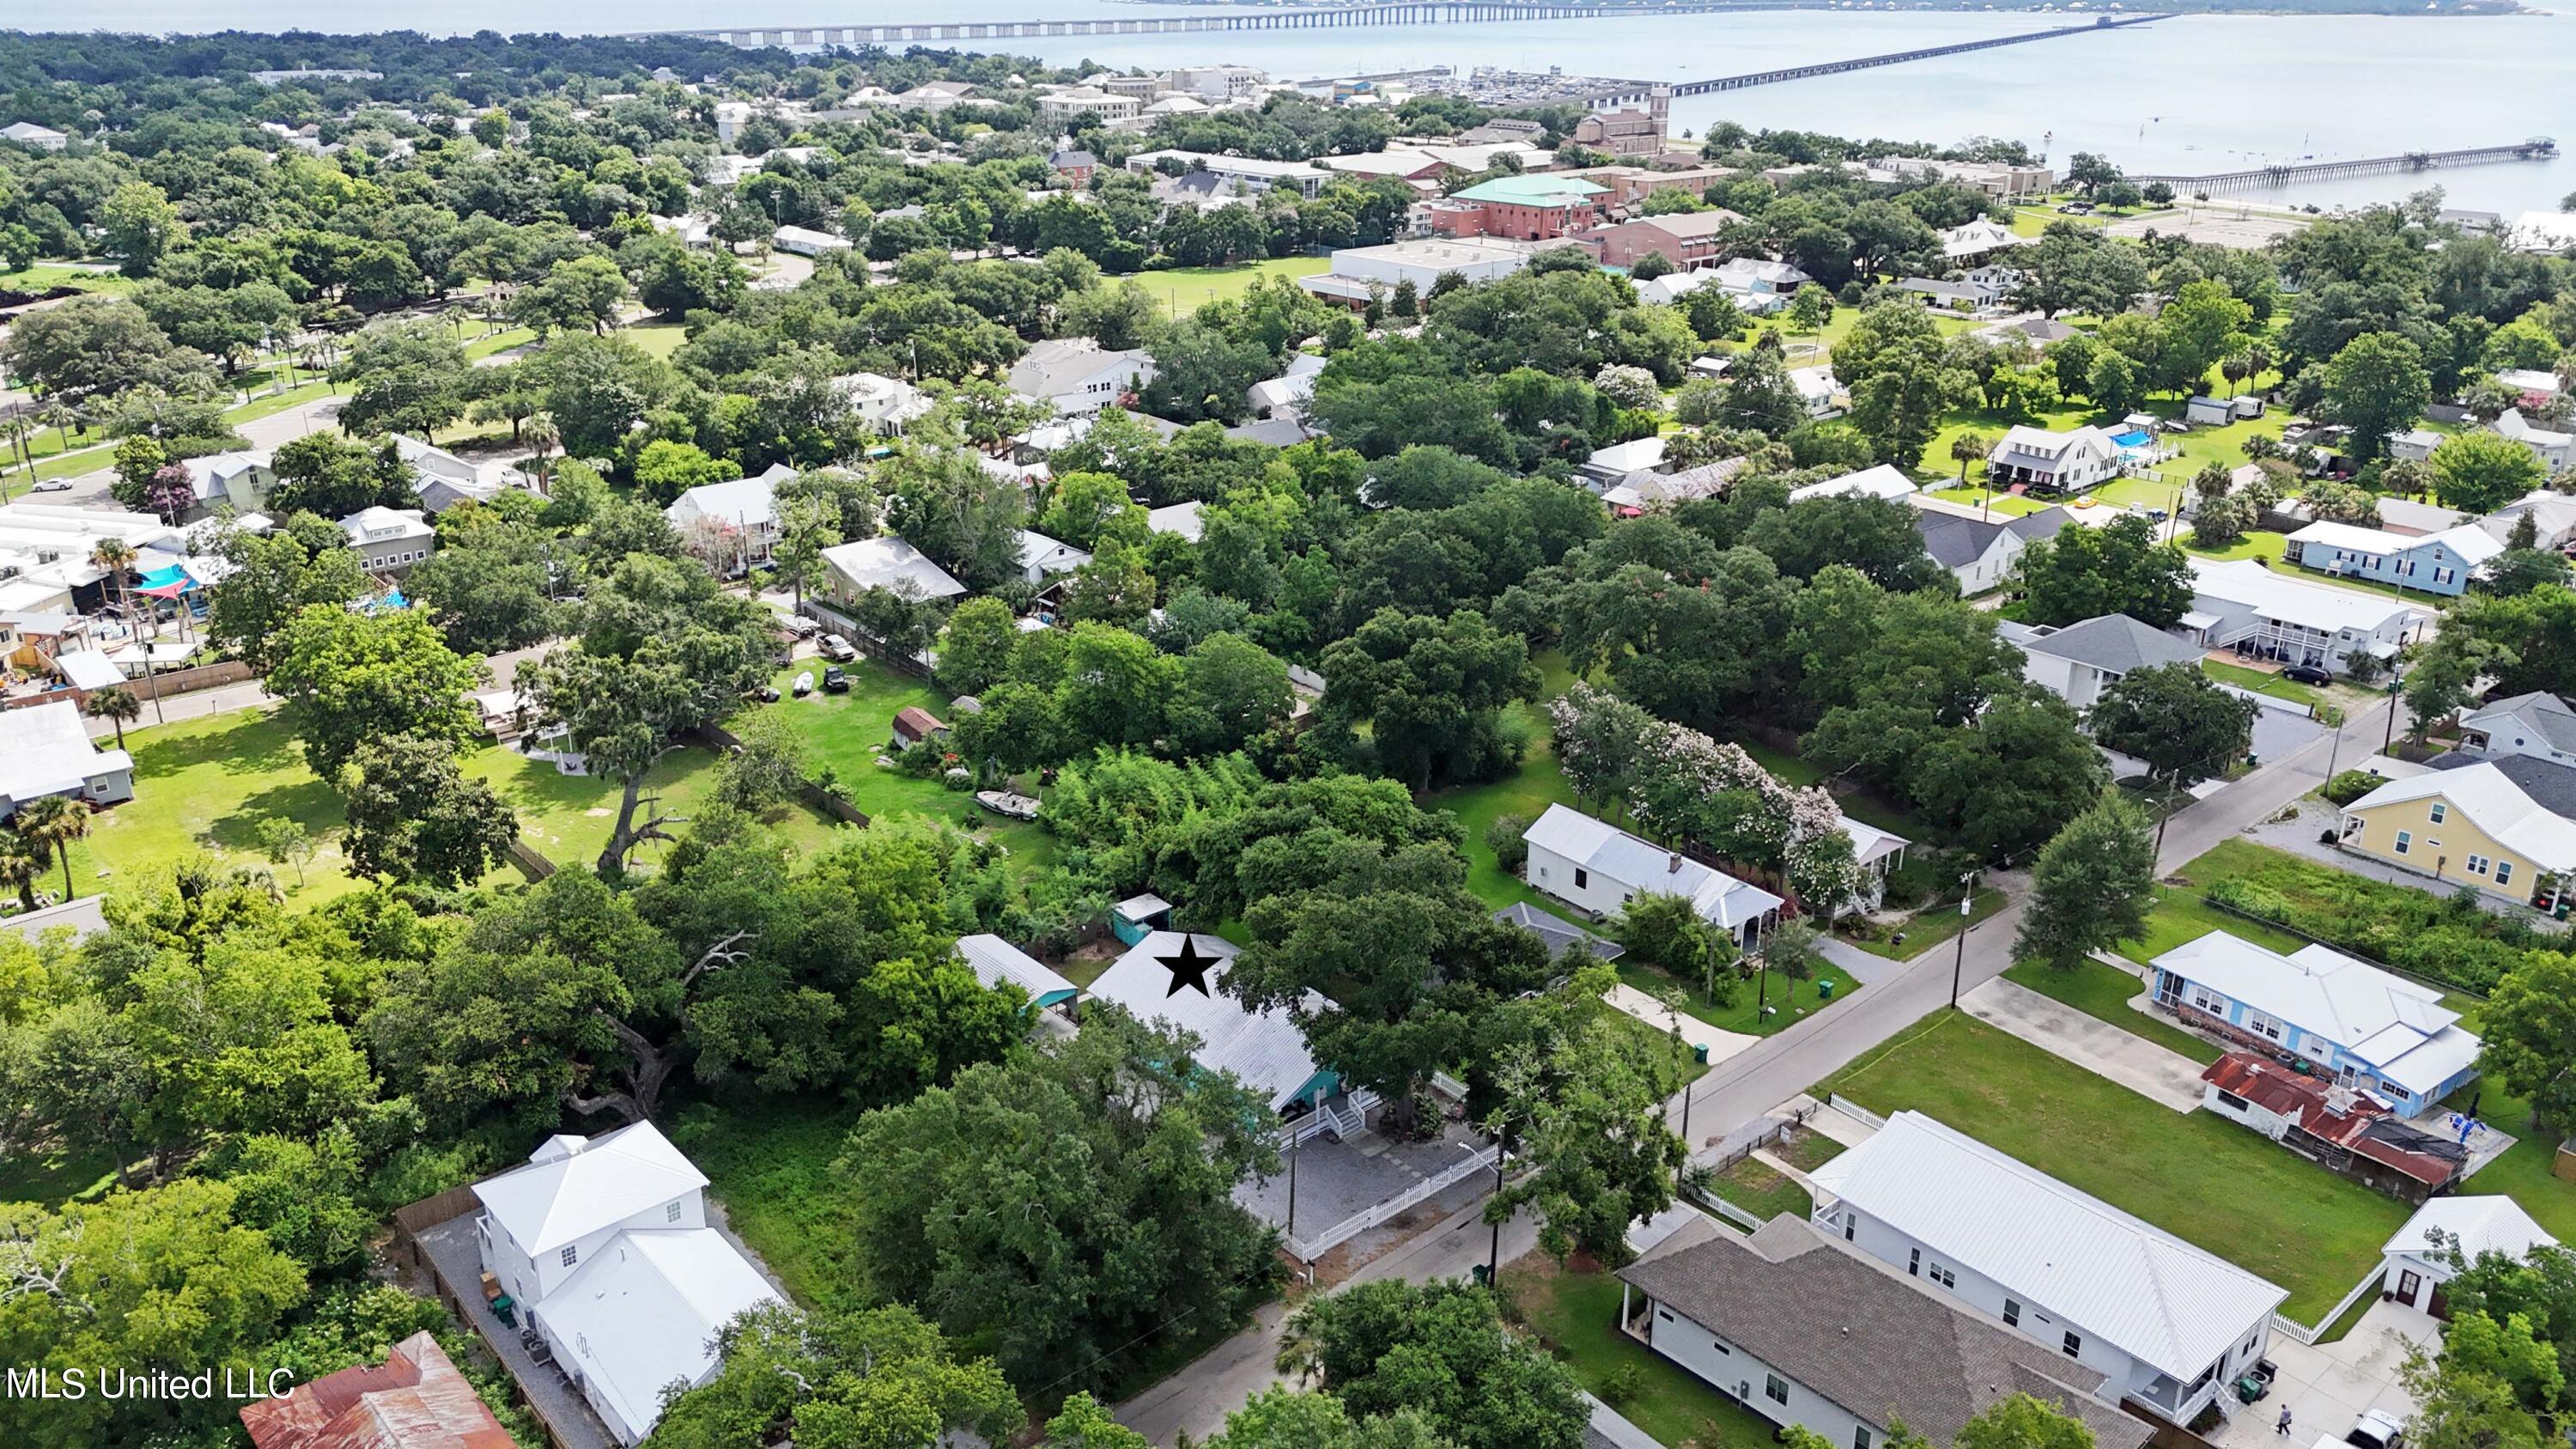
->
[2149, 931, 2481, 1115]
[2281, 521, 2502, 599]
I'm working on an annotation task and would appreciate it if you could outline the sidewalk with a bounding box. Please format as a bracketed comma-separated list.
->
[1605, 983, 1759, 1069]
[1958, 976, 2208, 1111]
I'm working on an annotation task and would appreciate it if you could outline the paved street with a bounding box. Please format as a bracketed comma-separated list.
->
[1116, 691, 2403, 1446]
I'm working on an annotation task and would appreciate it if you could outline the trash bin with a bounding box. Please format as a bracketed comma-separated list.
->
[1817, 978, 1836, 1002]
[1692, 1042, 1710, 1064]
[1471, 1263, 1492, 1287]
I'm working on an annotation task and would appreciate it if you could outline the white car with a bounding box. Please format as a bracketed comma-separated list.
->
[791, 670, 815, 697]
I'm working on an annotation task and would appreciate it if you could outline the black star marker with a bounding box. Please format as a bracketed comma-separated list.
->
[1157, 935, 1219, 997]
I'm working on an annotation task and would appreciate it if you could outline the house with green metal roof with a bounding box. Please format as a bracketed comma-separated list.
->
[1430, 174, 1609, 241]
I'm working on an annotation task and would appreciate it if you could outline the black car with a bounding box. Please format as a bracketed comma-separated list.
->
[2278, 663, 2333, 686]
[822, 666, 850, 693]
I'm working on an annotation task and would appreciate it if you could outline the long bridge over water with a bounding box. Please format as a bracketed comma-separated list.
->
[646, 1, 1786, 49]
[2131, 138, 2559, 194]
[1583, 12, 2169, 103]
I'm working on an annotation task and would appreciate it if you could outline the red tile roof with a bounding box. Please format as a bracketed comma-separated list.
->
[240, 1330, 516, 1449]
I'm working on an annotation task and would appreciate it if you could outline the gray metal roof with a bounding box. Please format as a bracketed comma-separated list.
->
[2020, 613, 2203, 676]
[1619, 1216, 2154, 1449]
[2430, 748, 2576, 818]
[1492, 901, 1627, 963]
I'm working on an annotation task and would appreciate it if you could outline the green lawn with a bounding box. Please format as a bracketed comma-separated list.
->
[2443, 1064, 2576, 1245]
[622, 320, 690, 358]
[2001, 958, 2224, 1064]
[48, 705, 838, 911]
[1839, 886, 2007, 962]
[1705, 1155, 1810, 1223]
[1925, 485, 2047, 517]
[1504, 1257, 1780, 1449]
[757, 656, 1054, 873]
[1431, 744, 1584, 915]
[1616, 956, 1858, 1038]
[0, 261, 133, 295]
[671, 1097, 872, 1312]
[1136, 256, 1331, 315]
[2202, 659, 2329, 712]
[1819, 1010, 2409, 1323]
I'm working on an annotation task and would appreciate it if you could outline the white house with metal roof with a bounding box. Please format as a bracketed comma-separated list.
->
[0, 699, 133, 818]
[665, 463, 799, 573]
[1084, 930, 1344, 1111]
[817, 536, 967, 609]
[1016, 529, 1092, 585]
[1786, 463, 1918, 505]
[2177, 558, 2426, 676]
[2382, 1196, 2557, 1314]
[471, 1121, 783, 1446]
[1984, 425, 2124, 495]
[956, 932, 1079, 1012]
[1521, 802, 1783, 949]
[2148, 931, 2482, 1116]
[1807, 1111, 2287, 1428]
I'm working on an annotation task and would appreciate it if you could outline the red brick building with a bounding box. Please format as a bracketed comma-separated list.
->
[1424, 174, 1608, 241]
[1573, 209, 1747, 271]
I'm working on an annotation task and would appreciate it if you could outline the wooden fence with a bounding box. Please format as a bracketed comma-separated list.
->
[692, 722, 871, 827]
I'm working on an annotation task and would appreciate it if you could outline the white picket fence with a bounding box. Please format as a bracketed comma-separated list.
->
[2273, 1269, 2385, 1346]
[1274, 1088, 1384, 1149]
[1284, 1143, 1501, 1262]
[1827, 1094, 1887, 1130]
[1703, 1195, 1766, 1232]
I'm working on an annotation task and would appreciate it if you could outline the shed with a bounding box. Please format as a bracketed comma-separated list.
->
[2382, 1196, 2556, 1315]
[1111, 892, 1172, 946]
[956, 932, 1079, 1011]
[890, 705, 945, 749]
[2185, 396, 2233, 427]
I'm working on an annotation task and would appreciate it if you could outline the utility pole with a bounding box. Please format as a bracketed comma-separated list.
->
[1948, 872, 1976, 1008]
[2154, 768, 2175, 855]
[1485, 1120, 1507, 1288]
[2382, 671, 2405, 755]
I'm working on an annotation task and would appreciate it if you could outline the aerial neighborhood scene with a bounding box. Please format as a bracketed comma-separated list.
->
[15, 2, 2576, 1447]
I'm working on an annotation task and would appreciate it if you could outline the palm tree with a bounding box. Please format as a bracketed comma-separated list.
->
[1949, 430, 1994, 484]
[522, 415, 561, 490]
[38, 400, 76, 456]
[90, 536, 136, 630]
[0, 831, 41, 913]
[2242, 341, 2273, 390]
[2220, 351, 2253, 398]
[14, 795, 88, 904]
[85, 685, 140, 748]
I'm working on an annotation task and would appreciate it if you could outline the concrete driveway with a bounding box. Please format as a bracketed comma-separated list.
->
[1958, 974, 2208, 1111]
[1607, 983, 1759, 1068]
[2208, 1300, 2435, 1449]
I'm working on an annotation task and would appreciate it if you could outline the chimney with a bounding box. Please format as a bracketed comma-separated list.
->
[1668, 851, 1683, 874]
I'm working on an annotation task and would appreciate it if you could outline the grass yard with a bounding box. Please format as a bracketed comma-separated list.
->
[2202, 659, 2330, 712]
[1839, 886, 2007, 962]
[1137, 256, 1331, 315]
[2117, 859, 2312, 969]
[1615, 956, 1860, 1039]
[464, 735, 845, 874]
[2443, 1065, 2576, 1246]
[1706, 1156, 1809, 1224]
[0, 261, 134, 295]
[671, 1097, 871, 1312]
[1504, 1255, 1779, 1449]
[2000, 958, 2224, 1064]
[1819, 1010, 2409, 1322]
[1431, 744, 1583, 915]
[622, 320, 690, 358]
[758, 656, 1055, 873]
[1925, 485, 2047, 516]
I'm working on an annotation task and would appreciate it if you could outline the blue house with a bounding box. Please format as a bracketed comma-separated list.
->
[2149, 931, 2481, 1115]
[2281, 521, 2502, 598]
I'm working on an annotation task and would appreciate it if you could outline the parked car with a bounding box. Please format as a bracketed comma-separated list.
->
[792, 670, 815, 697]
[2347, 1410, 2404, 1449]
[28, 479, 70, 493]
[2145, 508, 2169, 524]
[2057, 201, 2095, 214]
[784, 615, 820, 638]
[822, 666, 850, 694]
[819, 633, 857, 661]
[2279, 663, 2333, 686]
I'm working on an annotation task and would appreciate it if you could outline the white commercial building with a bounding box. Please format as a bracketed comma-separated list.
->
[1785, 463, 1918, 505]
[1122, 149, 1334, 198]
[1809, 1111, 2287, 1427]
[1297, 237, 1534, 306]
[1521, 802, 1783, 950]
[471, 1123, 782, 1446]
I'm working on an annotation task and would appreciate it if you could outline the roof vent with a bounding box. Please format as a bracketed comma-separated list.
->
[1668, 852, 1683, 874]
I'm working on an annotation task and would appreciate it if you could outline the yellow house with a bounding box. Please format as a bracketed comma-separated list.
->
[2337, 756, 2576, 904]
